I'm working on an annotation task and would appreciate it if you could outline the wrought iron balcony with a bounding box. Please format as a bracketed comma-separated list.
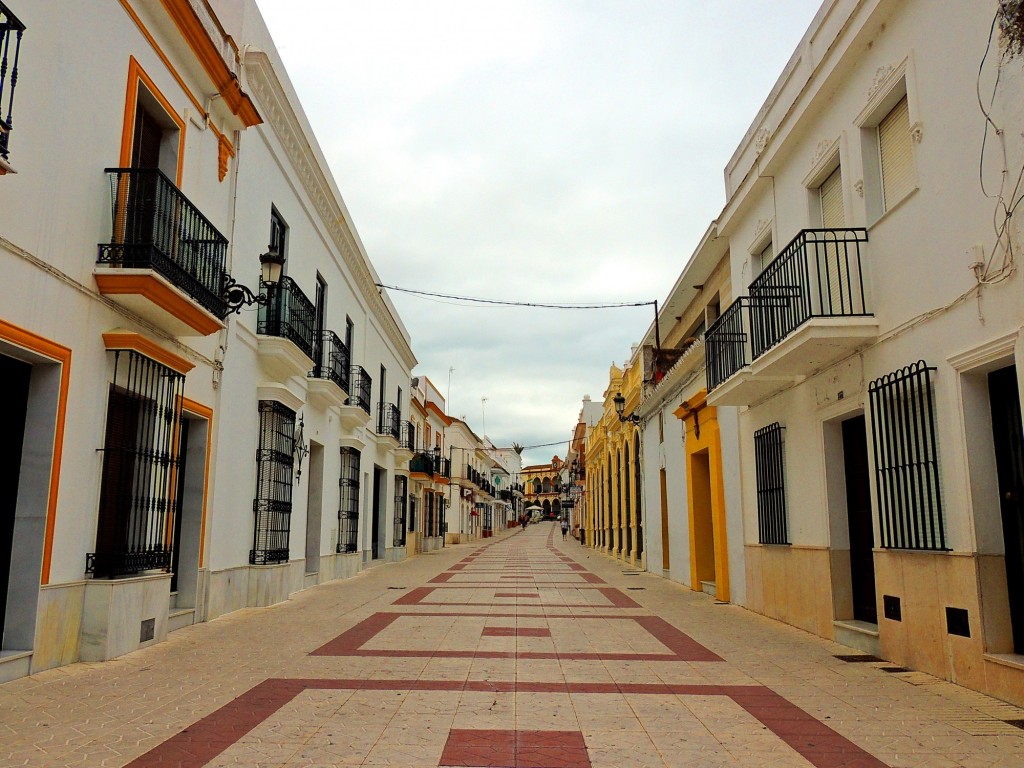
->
[346, 365, 372, 414]
[705, 297, 752, 391]
[308, 330, 350, 391]
[0, 3, 25, 164]
[98, 168, 229, 318]
[748, 228, 869, 357]
[433, 452, 451, 479]
[706, 229, 871, 395]
[400, 421, 416, 450]
[376, 402, 400, 440]
[257, 276, 315, 359]
[410, 451, 434, 475]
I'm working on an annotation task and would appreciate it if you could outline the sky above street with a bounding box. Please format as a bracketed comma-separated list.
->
[253, 0, 822, 467]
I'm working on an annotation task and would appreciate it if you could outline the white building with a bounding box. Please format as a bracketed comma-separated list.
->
[408, 375, 452, 552]
[698, 0, 1024, 704]
[0, 0, 416, 683]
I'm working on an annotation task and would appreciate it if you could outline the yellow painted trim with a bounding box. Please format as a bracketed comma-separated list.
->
[181, 398, 214, 569]
[94, 271, 224, 336]
[119, 56, 188, 186]
[116, 1, 238, 158]
[0, 320, 73, 586]
[676, 390, 731, 603]
[158, 0, 261, 127]
[102, 332, 196, 375]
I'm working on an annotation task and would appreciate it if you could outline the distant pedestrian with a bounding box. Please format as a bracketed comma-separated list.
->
[560, 519, 569, 540]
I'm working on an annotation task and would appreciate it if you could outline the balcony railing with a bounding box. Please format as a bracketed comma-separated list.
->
[377, 402, 400, 440]
[0, 3, 25, 163]
[346, 365, 371, 413]
[98, 168, 229, 318]
[400, 421, 415, 450]
[748, 228, 869, 357]
[433, 452, 451, 479]
[706, 228, 869, 390]
[705, 297, 752, 391]
[308, 329, 350, 391]
[410, 451, 433, 475]
[257, 276, 316, 359]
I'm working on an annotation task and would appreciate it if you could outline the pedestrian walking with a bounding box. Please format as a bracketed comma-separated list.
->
[560, 518, 569, 540]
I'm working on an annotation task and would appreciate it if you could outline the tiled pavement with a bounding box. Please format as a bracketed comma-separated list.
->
[3, 526, 1024, 767]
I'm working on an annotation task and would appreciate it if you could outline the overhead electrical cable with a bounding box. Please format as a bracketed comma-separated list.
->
[375, 283, 654, 310]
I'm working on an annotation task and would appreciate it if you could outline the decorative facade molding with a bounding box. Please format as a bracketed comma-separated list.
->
[868, 64, 895, 100]
[754, 128, 772, 155]
[854, 179, 864, 197]
[910, 121, 923, 143]
[244, 52, 416, 370]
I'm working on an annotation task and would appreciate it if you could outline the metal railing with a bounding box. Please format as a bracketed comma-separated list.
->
[432, 451, 451, 479]
[338, 446, 360, 554]
[346, 365, 371, 413]
[308, 329, 349, 392]
[410, 451, 433, 475]
[749, 228, 869, 358]
[0, 3, 25, 162]
[868, 360, 947, 551]
[399, 421, 415, 450]
[376, 402, 400, 440]
[257, 276, 316, 359]
[705, 297, 752, 391]
[705, 229, 869, 391]
[250, 401, 295, 565]
[98, 168, 229, 318]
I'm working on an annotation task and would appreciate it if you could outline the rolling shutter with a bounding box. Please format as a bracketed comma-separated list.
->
[878, 96, 913, 210]
[819, 166, 847, 313]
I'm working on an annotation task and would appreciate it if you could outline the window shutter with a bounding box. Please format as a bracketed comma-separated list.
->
[819, 166, 845, 227]
[819, 166, 848, 312]
[878, 96, 913, 210]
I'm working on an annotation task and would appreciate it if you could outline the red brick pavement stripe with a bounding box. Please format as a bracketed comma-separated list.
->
[127, 679, 887, 768]
[440, 728, 591, 768]
[310, 612, 722, 661]
[482, 627, 552, 637]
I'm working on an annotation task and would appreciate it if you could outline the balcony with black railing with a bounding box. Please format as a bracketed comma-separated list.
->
[346, 366, 372, 413]
[376, 402, 400, 441]
[706, 229, 875, 405]
[399, 421, 416, 451]
[433, 452, 451, 479]
[0, 3, 25, 169]
[410, 451, 434, 476]
[258, 276, 315, 356]
[96, 168, 229, 335]
[307, 329, 350, 408]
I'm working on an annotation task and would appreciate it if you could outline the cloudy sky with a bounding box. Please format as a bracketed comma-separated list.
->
[253, 0, 822, 467]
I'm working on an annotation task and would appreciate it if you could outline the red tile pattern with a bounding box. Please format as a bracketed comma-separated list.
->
[125, 523, 890, 768]
[440, 729, 590, 768]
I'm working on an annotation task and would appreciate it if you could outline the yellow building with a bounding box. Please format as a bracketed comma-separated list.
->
[585, 362, 644, 568]
[521, 457, 563, 519]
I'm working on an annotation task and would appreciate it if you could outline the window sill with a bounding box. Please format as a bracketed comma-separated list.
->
[867, 185, 919, 231]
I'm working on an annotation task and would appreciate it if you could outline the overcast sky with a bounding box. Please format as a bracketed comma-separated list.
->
[253, 0, 822, 467]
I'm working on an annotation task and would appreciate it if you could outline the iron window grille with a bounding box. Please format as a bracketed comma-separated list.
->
[0, 2, 24, 163]
[308, 329, 350, 392]
[98, 169, 229, 318]
[393, 475, 408, 546]
[338, 446, 360, 553]
[87, 350, 184, 578]
[424, 492, 438, 538]
[346, 365, 372, 413]
[754, 422, 789, 545]
[868, 360, 947, 550]
[257, 276, 316, 359]
[251, 401, 295, 565]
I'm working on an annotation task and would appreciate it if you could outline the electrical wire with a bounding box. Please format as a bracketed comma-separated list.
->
[375, 283, 655, 310]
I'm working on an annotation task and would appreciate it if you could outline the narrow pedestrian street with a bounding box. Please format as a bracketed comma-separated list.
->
[2, 524, 1023, 768]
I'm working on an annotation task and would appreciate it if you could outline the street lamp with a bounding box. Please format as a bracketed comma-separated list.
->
[613, 392, 641, 424]
[222, 247, 286, 313]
